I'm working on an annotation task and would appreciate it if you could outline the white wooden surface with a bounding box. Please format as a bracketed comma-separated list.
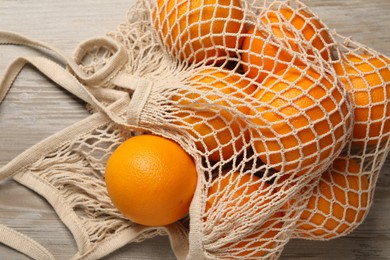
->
[0, 0, 389, 259]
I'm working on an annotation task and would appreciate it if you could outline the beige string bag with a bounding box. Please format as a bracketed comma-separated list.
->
[1, 0, 389, 259]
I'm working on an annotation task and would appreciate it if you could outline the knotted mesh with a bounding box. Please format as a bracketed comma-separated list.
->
[1, 0, 389, 259]
[103, 0, 389, 258]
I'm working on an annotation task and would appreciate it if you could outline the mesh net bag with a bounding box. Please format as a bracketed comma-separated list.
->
[1, 0, 389, 259]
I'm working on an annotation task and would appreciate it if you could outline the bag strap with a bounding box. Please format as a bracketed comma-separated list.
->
[0, 31, 134, 259]
[0, 30, 152, 132]
[0, 31, 128, 87]
[0, 224, 55, 260]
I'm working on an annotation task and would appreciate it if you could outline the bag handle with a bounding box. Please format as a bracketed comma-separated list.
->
[0, 31, 135, 259]
[0, 224, 55, 260]
[0, 30, 126, 104]
[0, 30, 152, 133]
[0, 31, 128, 86]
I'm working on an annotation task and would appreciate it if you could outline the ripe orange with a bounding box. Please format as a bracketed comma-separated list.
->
[105, 134, 197, 226]
[333, 53, 390, 146]
[241, 7, 333, 83]
[250, 66, 351, 176]
[241, 25, 303, 84]
[152, 0, 245, 65]
[205, 172, 283, 257]
[275, 7, 333, 61]
[174, 67, 256, 161]
[296, 158, 369, 239]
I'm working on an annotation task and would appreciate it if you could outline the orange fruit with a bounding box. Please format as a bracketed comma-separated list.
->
[333, 53, 390, 146]
[174, 67, 256, 161]
[241, 25, 304, 84]
[275, 7, 333, 61]
[274, 175, 315, 217]
[105, 134, 197, 226]
[251, 66, 351, 176]
[153, 0, 245, 65]
[296, 158, 369, 239]
[241, 7, 333, 83]
[205, 172, 283, 257]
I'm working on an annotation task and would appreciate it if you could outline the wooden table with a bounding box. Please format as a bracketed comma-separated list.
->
[0, 0, 389, 259]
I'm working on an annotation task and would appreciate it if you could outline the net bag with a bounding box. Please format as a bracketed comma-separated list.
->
[0, 0, 389, 259]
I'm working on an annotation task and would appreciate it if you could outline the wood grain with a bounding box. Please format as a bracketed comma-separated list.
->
[0, 0, 389, 259]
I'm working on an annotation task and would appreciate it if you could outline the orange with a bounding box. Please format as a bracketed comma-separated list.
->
[333, 53, 390, 146]
[205, 172, 283, 257]
[241, 25, 304, 84]
[152, 0, 245, 65]
[296, 158, 369, 239]
[173, 67, 256, 161]
[250, 66, 351, 176]
[241, 7, 333, 83]
[105, 134, 197, 226]
[275, 7, 333, 61]
[275, 175, 316, 217]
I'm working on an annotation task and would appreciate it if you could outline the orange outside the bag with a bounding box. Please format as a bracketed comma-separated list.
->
[105, 134, 197, 226]
[173, 67, 256, 161]
[153, 0, 245, 65]
[333, 53, 390, 146]
[241, 7, 333, 83]
[205, 172, 283, 257]
[251, 66, 351, 176]
[296, 158, 369, 239]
